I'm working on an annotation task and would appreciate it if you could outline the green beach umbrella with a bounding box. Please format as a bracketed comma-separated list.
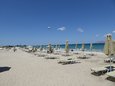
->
[65, 40, 69, 53]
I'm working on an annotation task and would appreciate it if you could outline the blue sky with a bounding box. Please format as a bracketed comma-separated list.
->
[0, 0, 115, 45]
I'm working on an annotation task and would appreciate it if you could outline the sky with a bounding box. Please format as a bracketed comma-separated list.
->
[0, 0, 115, 45]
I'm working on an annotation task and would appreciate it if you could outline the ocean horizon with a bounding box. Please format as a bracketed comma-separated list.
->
[34, 43, 105, 52]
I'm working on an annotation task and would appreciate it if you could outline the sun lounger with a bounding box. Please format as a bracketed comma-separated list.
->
[113, 59, 115, 63]
[107, 71, 115, 78]
[58, 60, 76, 65]
[37, 54, 47, 57]
[73, 51, 79, 54]
[91, 65, 115, 76]
[53, 52, 60, 55]
[58, 58, 80, 65]
[91, 67, 107, 75]
[77, 54, 89, 59]
[61, 53, 70, 56]
[45, 56, 58, 59]
[0, 48, 3, 50]
[88, 53, 95, 56]
[104, 57, 115, 63]
[58, 59, 80, 65]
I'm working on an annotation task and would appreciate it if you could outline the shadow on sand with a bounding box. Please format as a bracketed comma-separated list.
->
[106, 77, 115, 82]
[91, 71, 107, 76]
[0, 66, 11, 73]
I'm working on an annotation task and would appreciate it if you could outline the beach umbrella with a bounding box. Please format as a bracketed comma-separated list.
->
[55, 44, 58, 50]
[58, 44, 60, 49]
[48, 44, 53, 53]
[81, 43, 85, 51]
[65, 40, 69, 53]
[104, 39, 109, 55]
[75, 42, 78, 50]
[40, 45, 43, 51]
[104, 34, 113, 72]
[112, 41, 115, 54]
[90, 43, 93, 51]
[104, 34, 113, 55]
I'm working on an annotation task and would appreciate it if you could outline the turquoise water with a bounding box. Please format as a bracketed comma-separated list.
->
[35, 43, 105, 52]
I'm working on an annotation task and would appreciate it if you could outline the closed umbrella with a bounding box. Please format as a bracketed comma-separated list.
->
[65, 40, 69, 54]
[104, 34, 113, 72]
[81, 43, 85, 51]
[104, 34, 112, 55]
[90, 43, 93, 51]
[75, 42, 78, 50]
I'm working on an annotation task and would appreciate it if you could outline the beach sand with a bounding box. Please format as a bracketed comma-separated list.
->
[0, 49, 114, 86]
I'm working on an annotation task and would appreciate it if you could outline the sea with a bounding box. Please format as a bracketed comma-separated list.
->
[34, 43, 105, 52]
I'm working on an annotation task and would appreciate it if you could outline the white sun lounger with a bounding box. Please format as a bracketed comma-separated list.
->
[104, 57, 115, 63]
[91, 67, 107, 73]
[58, 59, 79, 65]
[45, 56, 58, 59]
[106, 71, 115, 78]
[77, 54, 88, 59]
[91, 65, 115, 75]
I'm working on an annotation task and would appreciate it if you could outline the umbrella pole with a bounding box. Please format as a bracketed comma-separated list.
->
[109, 55, 112, 72]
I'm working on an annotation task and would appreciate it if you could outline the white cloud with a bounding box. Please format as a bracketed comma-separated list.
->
[112, 30, 115, 33]
[77, 28, 84, 33]
[57, 27, 66, 31]
[48, 27, 51, 29]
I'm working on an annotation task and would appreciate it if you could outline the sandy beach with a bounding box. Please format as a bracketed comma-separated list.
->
[0, 48, 114, 86]
[1, 0, 115, 86]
